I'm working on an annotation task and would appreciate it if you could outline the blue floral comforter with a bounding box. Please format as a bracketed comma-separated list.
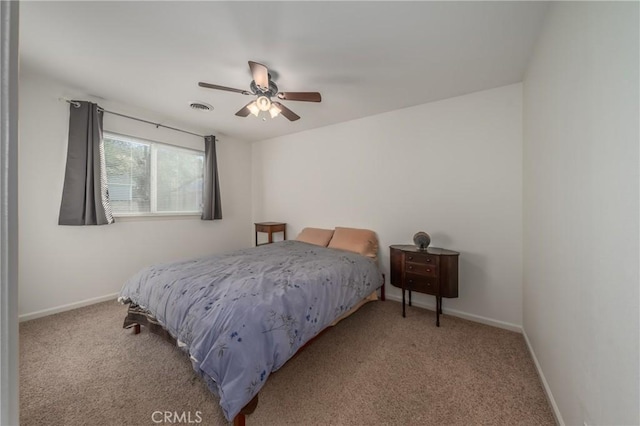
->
[118, 240, 383, 421]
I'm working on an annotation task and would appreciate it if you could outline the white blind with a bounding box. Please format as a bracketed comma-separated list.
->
[104, 133, 204, 215]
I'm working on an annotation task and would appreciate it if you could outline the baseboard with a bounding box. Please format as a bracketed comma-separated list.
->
[19, 292, 119, 322]
[385, 294, 523, 333]
[522, 329, 564, 426]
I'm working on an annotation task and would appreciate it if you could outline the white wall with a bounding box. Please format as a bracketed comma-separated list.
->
[523, 3, 639, 426]
[253, 84, 523, 329]
[18, 67, 253, 319]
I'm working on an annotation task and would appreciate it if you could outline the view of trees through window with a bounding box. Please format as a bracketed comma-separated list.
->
[103, 133, 204, 215]
[156, 144, 204, 212]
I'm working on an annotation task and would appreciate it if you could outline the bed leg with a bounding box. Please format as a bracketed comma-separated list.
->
[381, 283, 386, 301]
[133, 324, 140, 334]
[234, 394, 258, 425]
[233, 414, 245, 426]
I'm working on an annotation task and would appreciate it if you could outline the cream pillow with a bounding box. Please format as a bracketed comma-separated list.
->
[327, 227, 379, 260]
[296, 227, 335, 247]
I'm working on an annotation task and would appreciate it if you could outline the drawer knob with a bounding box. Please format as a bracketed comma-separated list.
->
[408, 256, 413, 260]
[408, 265, 413, 270]
[426, 259, 431, 262]
[426, 269, 431, 272]
[408, 279, 413, 283]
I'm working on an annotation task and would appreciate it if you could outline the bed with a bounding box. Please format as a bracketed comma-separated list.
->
[119, 227, 384, 425]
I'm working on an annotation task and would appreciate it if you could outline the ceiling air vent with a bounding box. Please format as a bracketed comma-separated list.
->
[189, 101, 213, 112]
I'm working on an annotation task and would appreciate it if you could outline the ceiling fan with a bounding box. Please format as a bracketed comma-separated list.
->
[198, 61, 321, 122]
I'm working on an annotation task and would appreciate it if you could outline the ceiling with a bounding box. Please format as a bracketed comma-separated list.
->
[20, 2, 549, 142]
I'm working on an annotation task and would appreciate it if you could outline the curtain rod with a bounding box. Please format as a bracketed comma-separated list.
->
[61, 98, 206, 139]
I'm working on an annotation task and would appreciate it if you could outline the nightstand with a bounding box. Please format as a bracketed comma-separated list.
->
[390, 245, 459, 326]
[255, 222, 286, 246]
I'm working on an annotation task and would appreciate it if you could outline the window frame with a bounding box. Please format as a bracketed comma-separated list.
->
[103, 131, 205, 218]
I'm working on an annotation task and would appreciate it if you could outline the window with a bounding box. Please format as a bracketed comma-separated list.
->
[104, 133, 204, 216]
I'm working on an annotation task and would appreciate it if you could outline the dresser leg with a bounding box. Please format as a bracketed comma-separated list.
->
[438, 297, 443, 315]
[402, 289, 406, 318]
[408, 290, 412, 307]
[436, 296, 440, 327]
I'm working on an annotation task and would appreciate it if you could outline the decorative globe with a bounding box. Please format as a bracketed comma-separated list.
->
[413, 232, 431, 251]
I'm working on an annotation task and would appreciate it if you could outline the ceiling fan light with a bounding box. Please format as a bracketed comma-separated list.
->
[269, 104, 281, 118]
[247, 101, 260, 117]
[256, 96, 271, 112]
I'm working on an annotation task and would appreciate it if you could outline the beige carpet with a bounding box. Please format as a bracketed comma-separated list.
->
[20, 300, 555, 425]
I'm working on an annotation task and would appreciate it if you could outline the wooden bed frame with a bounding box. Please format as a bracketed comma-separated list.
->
[123, 280, 385, 426]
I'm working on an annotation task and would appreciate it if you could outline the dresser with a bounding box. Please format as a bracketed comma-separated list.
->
[390, 245, 459, 326]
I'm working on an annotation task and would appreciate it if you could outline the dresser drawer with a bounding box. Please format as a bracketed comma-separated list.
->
[405, 252, 437, 265]
[405, 262, 438, 277]
[255, 223, 285, 233]
[405, 273, 438, 295]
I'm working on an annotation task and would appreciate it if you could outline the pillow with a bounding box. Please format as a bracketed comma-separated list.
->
[327, 227, 379, 260]
[296, 227, 335, 247]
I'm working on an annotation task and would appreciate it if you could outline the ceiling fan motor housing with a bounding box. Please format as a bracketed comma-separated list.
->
[250, 79, 279, 98]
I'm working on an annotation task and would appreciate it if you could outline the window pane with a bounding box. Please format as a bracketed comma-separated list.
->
[156, 145, 204, 213]
[104, 136, 151, 214]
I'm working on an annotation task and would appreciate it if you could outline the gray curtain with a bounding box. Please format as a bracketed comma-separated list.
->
[201, 135, 222, 220]
[58, 101, 114, 225]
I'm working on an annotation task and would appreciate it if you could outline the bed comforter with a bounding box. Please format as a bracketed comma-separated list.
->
[118, 240, 383, 420]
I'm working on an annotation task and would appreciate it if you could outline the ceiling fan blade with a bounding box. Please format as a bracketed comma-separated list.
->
[235, 101, 255, 117]
[277, 92, 322, 102]
[199, 82, 251, 95]
[248, 61, 269, 91]
[272, 102, 300, 121]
